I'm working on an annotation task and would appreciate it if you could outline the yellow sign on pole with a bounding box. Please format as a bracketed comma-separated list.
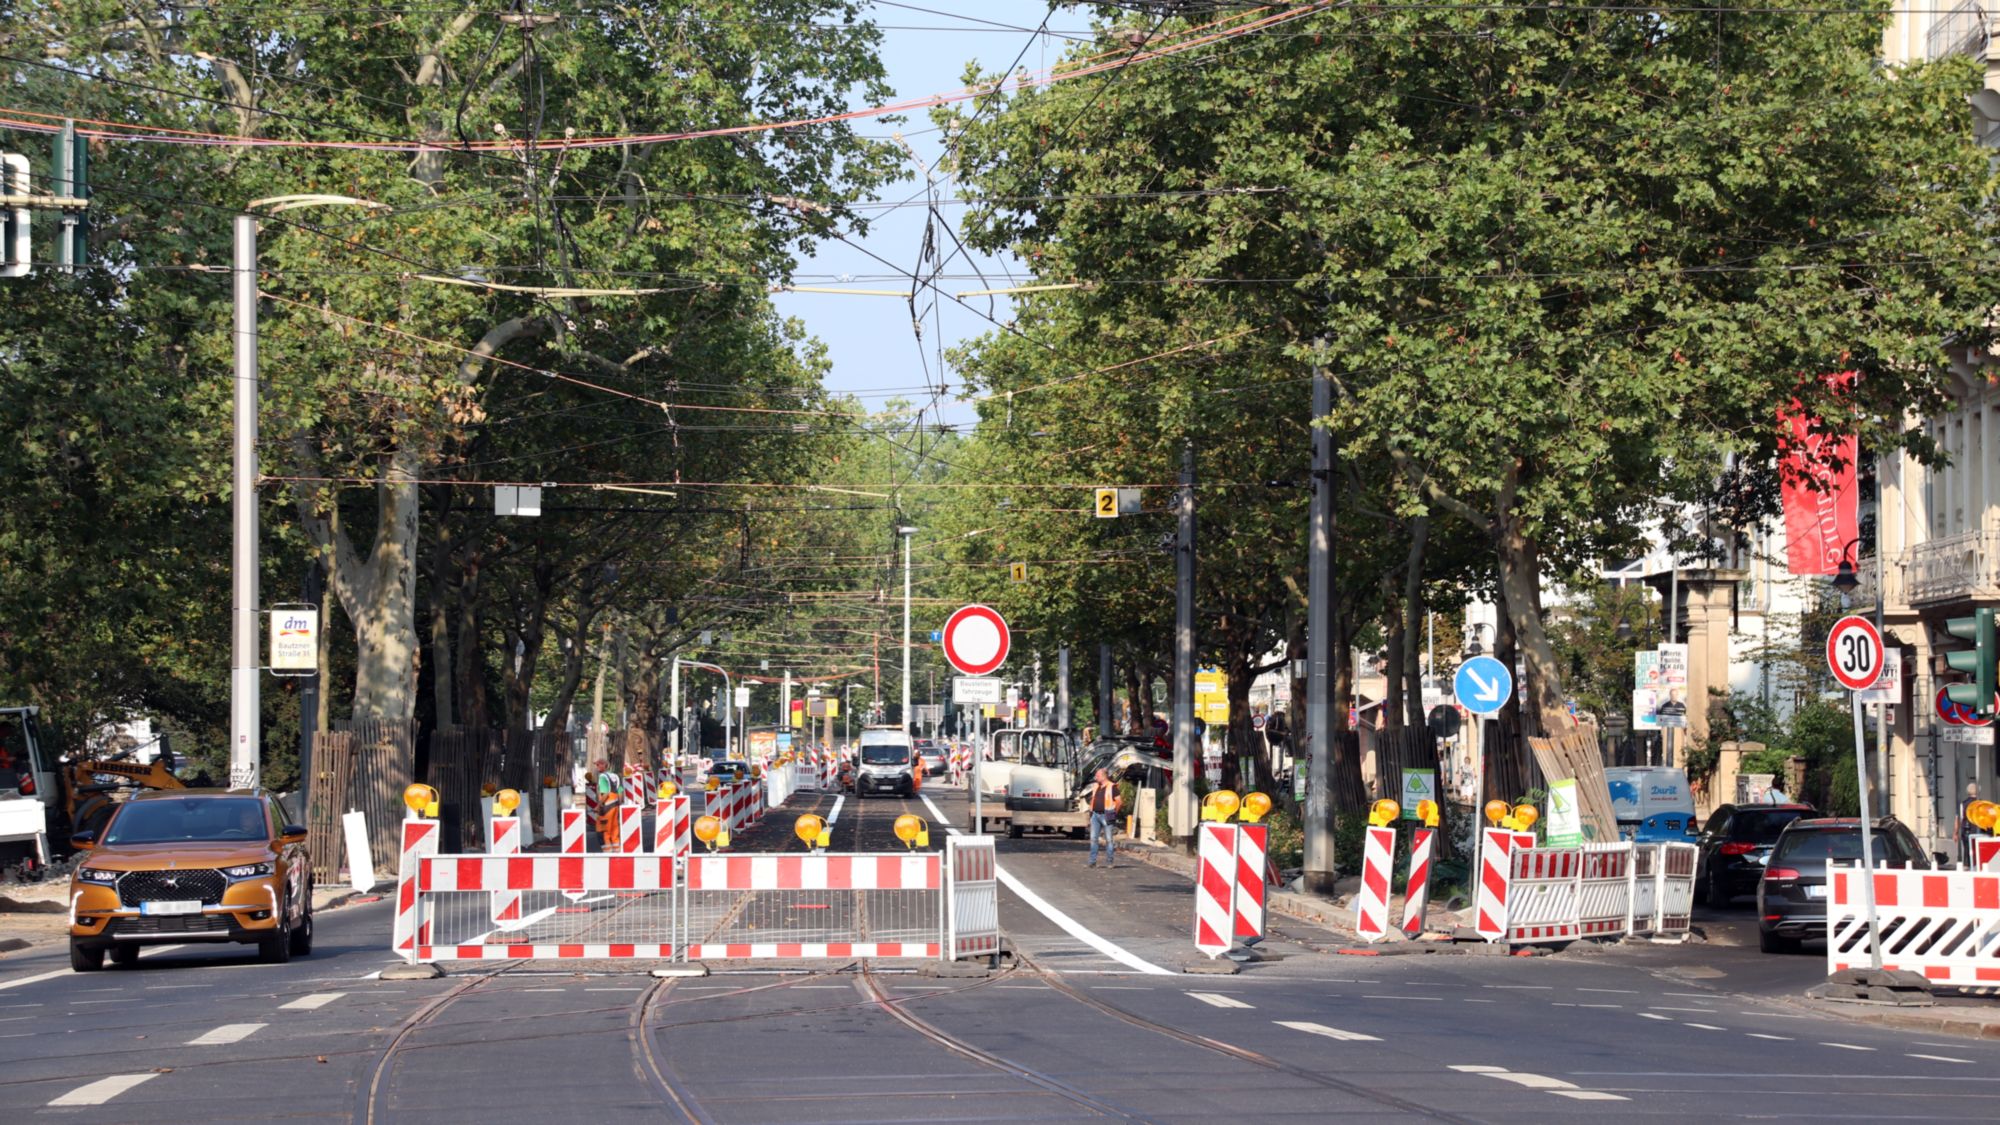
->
[1009, 561, 1028, 583]
[1095, 488, 1117, 518]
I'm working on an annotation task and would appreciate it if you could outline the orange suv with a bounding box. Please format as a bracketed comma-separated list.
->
[67, 790, 312, 971]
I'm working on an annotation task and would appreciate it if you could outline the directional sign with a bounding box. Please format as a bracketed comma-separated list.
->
[1825, 614, 1885, 692]
[941, 604, 1010, 676]
[929, 629, 943, 643]
[1453, 655, 1513, 716]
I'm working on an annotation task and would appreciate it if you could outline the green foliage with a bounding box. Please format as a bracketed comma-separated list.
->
[1548, 582, 1662, 725]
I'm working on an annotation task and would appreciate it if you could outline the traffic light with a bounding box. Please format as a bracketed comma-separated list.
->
[1944, 608, 1996, 716]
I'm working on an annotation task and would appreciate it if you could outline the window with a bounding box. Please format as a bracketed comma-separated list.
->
[1732, 809, 1807, 843]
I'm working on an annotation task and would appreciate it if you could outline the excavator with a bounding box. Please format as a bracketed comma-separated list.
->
[1001, 729, 1170, 839]
[1, 707, 186, 879]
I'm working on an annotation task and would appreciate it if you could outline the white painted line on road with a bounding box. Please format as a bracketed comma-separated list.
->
[189, 1023, 266, 1046]
[1364, 994, 1441, 1001]
[1663, 992, 1715, 999]
[827, 795, 846, 824]
[1186, 991, 1253, 1009]
[1910, 1054, 1973, 1064]
[1823, 1043, 1874, 1051]
[1484, 984, 1552, 990]
[1638, 1013, 1672, 1021]
[1578, 988, 1637, 994]
[1279, 1021, 1380, 1042]
[1649, 1006, 1717, 1013]
[586, 987, 643, 992]
[1449, 1065, 1506, 1073]
[1553, 1091, 1630, 1101]
[1747, 1034, 1792, 1041]
[0, 970, 67, 992]
[1683, 1024, 1725, 1031]
[1455, 1065, 1626, 1100]
[281, 993, 345, 1010]
[918, 792, 1172, 977]
[360, 970, 382, 980]
[49, 1073, 159, 1107]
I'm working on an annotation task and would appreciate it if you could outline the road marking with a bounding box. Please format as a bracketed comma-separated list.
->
[827, 795, 845, 824]
[1484, 984, 1552, 990]
[586, 987, 643, 992]
[1663, 992, 1715, 999]
[1279, 1021, 1380, 1042]
[189, 1023, 265, 1046]
[1747, 1033, 1792, 1041]
[1578, 988, 1637, 994]
[0, 970, 67, 992]
[1186, 991, 1252, 1009]
[1364, 994, 1441, 1001]
[1910, 1054, 1973, 1064]
[1684, 1023, 1725, 1031]
[919, 792, 1171, 976]
[1553, 1091, 1630, 1101]
[1638, 1013, 1672, 1021]
[49, 1073, 159, 1107]
[1823, 1043, 1874, 1051]
[1649, 1006, 1717, 1013]
[1451, 1065, 1628, 1101]
[281, 993, 345, 1010]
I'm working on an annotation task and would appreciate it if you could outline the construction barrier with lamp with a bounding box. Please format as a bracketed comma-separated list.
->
[393, 793, 989, 964]
[1192, 790, 1272, 959]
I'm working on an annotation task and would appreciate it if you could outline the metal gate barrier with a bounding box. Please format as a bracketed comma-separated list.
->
[683, 853, 942, 960]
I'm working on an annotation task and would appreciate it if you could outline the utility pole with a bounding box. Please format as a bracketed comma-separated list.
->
[669, 657, 681, 761]
[1171, 441, 1198, 848]
[1058, 646, 1071, 733]
[782, 669, 792, 738]
[230, 213, 260, 791]
[900, 526, 916, 734]
[1304, 351, 1338, 895]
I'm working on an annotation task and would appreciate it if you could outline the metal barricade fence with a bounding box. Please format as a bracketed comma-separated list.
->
[682, 853, 944, 960]
[1505, 848, 1581, 944]
[1828, 864, 2000, 988]
[1656, 842, 1697, 936]
[1576, 843, 1633, 938]
[412, 854, 678, 962]
[1628, 844, 1659, 936]
[947, 836, 1000, 959]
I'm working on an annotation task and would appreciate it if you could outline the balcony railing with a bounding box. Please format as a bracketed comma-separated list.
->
[1847, 551, 1910, 615]
[1928, 1, 1990, 60]
[1907, 529, 2000, 605]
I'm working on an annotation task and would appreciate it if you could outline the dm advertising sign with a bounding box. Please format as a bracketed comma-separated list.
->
[269, 608, 319, 673]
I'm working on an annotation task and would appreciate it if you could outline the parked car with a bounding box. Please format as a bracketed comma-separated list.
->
[915, 741, 947, 776]
[1757, 816, 1932, 953]
[67, 789, 313, 971]
[1694, 803, 1815, 905]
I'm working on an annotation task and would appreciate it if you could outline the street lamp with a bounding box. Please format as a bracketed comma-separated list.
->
[1831, 538, 1862, 596]
[231, 194, 388, 794]
[899, 525, 917, 737]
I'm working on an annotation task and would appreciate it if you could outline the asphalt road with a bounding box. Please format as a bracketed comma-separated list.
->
[2, 776, 1997, 1122]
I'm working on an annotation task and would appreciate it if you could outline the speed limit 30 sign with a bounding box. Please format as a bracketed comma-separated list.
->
[1826, 614, 1886, 692]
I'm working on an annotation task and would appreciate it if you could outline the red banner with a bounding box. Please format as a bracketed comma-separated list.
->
[1777, 374, 1859, 576]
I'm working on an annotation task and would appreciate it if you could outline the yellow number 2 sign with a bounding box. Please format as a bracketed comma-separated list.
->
[1095, 488, 1117, 518]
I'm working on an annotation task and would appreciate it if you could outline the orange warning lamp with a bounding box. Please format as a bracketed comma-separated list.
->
[694, 814, 723, 850]
[706, 775, 721, 792]
[657, 779, 679, 800]
[1202, 790, 1241, 823]
[493, 788, 520, 816]
[542, 774, 558, 789]
[402, 783, 439, 818]
[1416, 799, 1439, 828]
[893, 814, 927, 849]
[1240, 792, 1273, 824]
[1368, 799, 1400, 828]
[480, 781, 498, 797]
[1513, 804, 1539, 830]
[1483, 799, 1509, 826]
[1969, 800, 2000, 834]
[795, 814, 825, 847]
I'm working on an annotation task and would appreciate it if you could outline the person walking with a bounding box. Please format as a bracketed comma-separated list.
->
[1085, 768, 1122, 869]
[1959, 781, 1984, 866]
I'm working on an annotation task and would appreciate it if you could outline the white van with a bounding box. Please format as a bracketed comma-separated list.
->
[1604, 766, 1698, 843]
[855, 727, 915, 798]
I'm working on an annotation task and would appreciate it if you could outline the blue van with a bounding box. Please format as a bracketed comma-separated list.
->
[1605, 767, 1699, 843]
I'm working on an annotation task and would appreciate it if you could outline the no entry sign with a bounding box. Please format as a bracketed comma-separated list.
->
[941, 604, 1010, 676]
[1825, 614, 1885, 692]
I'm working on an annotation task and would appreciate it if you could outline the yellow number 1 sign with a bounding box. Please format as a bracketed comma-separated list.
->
[1009, 561, 1028, 583]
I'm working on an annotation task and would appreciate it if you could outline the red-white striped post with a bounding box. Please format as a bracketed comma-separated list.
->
[559, 807, 587, 904]
[1233, 823, 1268, 943]
[1193, 823, 1237, 958]
[654, 793, 690, 857]
[1401, 827, 1435, 937]
[1354, 825, 1396, 942]
[393, 817, 439, 961]
[489, 815, 522, 925]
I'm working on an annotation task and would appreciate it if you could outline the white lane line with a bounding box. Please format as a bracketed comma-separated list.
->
[827, 795, 846, 825]
[188, 1022, 266, 1046]
[1186, 991, 1253, 1009]
[586, 987, 643, 992]
[1484, 985, 1552, 990]
[1365, 994, 1441, 1001]
[1910, 1053, 1974, 1064]
[1638, 1013, 1673, 1021]
[1747, 1033, 1792, 1041]
[280, 993, 345, 1011]
[1663, 992, 1715, 999]
[49, 1073, 159, 1107]
[918, 792, 1172, 977]
[1649, 1006, 1718, 1013]
[1449, 1065, 1506, 1073]
[1278, 1020, 1381, 1042]
[1823, 1043, 1874, 1051]
[1578, 988, 1637, 994]
[1451, 1064, 1626, 1101]
[0, 970, 68, 992]
[1684, 1023, 1725, 1031]
[1554, 1091, 1630, 1101]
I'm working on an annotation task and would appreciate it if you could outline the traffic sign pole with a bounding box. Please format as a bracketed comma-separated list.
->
[1827, 614, 1885, 972]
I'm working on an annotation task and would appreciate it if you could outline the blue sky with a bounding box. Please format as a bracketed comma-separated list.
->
[771, 2, 1098, 429]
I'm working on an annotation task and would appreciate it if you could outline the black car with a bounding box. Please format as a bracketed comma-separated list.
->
[1757, 816, 1931, 953]
[1694, 803, 1815, 905]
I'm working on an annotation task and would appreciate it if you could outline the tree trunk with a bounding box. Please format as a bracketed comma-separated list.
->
[453, 552, 489, 730]
[1403, 515, 1430, 730]
[1382, 577, 1406, 735]
[313, 447, 420, 723]
[426, 488, 456, 729]
[1495, 512, 1567, 735]
[1124, 661, 1145, 735]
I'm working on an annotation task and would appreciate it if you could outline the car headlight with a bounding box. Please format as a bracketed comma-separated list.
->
[77, 867, 119, 885]
[222, 862, 273, 879]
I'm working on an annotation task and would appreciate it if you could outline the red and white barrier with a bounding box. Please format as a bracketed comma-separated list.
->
[1972, 835, 1999, 871]
[415, 853, 675, 962]
[1194, 824, 1239, 958]
[393, 817, 440, 960]
[1828, 865, 2000, 988]
[488, 815, 523, 925]
[1507, 848, 1582, 944]
[654, 793, 690, 857]
[1656, 842, 1697, 936]
[1233, 823, 1268, 944]
[1576, 843, 1632, 937]
[947, 836, 1000, 959]
[1400, 827, 1435, 938]
[1354, 825, 1396, 942]
[618, 804, 643, 856]
[560, 807, 587, 903]
[682, 853, 942, 960]
[1473, 828, 1537, 942]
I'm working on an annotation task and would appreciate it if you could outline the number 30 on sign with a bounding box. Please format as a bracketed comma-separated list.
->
[1826, 614, 1885, 692]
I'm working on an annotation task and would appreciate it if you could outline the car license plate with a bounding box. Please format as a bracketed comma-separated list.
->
[1804, 885, 1825, 899]
[140, 900, 202, 916]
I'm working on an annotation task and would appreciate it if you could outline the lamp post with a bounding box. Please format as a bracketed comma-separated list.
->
[899, 526, 917, 736]
[679, 660, 734, 760]
[232, 194, 387, 795]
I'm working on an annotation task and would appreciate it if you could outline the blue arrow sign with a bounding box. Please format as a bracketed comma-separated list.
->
[1454, 655, 1513, 716]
